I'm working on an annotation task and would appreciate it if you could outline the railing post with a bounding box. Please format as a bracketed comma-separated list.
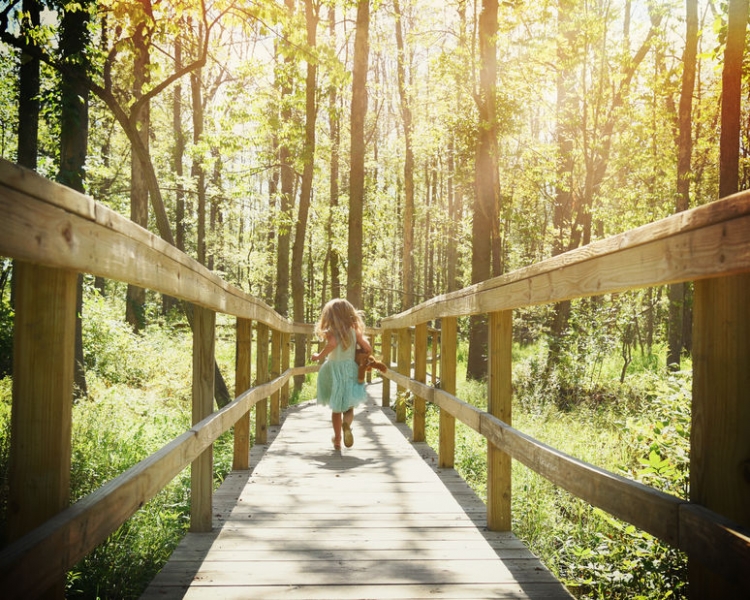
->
[233, 318, 253, 470]
[439, 316, 457, 468]
[281, 332, 290, 409]
[487, 310, 512, 531]
[413, 322, 428, 442]
[690, 273, 750, 597]
[430, 327, 439, 385]
[381, 329, 392, 407]
[255, 322, 269, 444]
[396, 327, 411, 423]
[270, 328, 281, 426]
[8, 262, 77, 597]
[191, 304, 215, 533]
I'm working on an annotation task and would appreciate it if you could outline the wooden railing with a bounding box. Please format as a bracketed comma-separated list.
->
[1, 157, 749, 598]
[377, 192, 750, 597]
[0, 159, 314, 598]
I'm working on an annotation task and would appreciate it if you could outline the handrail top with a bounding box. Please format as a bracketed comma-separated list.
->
[382, 190, 750, 328]
[0, 159, 311, 334]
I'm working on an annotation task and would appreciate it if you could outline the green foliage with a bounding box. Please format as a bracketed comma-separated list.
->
[420, 337, 690, 600]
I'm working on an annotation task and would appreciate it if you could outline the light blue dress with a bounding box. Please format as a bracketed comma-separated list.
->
[316, 329, 367, 413]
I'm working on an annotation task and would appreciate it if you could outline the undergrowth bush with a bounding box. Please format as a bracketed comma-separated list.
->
[421, 340, 690, 600]
[0, 284, 317, 599]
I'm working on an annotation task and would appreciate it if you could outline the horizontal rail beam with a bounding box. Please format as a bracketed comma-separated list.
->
[382, 190, 750, 328]
[380, 369, 750, 590]
[0, 160, 310, 335]
[0, 365, 317, 600]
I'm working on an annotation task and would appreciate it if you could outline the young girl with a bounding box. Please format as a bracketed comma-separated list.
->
[311, 298, 372, 450]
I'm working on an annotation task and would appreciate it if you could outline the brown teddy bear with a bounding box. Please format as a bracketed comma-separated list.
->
[355, 347, 388, 384]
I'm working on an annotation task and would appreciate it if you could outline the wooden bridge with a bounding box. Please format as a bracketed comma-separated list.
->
[0, 157, 749, 599]
[141, 385, 572, 599]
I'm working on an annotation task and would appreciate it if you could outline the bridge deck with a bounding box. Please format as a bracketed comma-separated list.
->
[141, 383, 572, 599]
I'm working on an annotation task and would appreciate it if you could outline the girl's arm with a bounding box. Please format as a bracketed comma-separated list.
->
[355, 330, 372, 354]
[312, 332, 337, 362]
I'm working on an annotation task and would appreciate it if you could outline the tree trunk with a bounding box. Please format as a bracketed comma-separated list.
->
[191, 53, 207, 266]
[467, 0, 498, 381]
[126, 19, 150, 332]
[292, 0, 319, 391]
[347, 0, 370, 309]
[164, 33, 185, 316]
[393, 0, 415, 310]
[17, 0, 40, 170]
[58, 1, 91, 399]
[327, 5, 341, 301]
[275, 0, 296, 317]
[667, 0, 698, 370]
[691, 4, 749, 594]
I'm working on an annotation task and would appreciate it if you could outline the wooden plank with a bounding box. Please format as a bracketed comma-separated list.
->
[381, 190, 750, 329]
[255, 322, 269, 444]
[690, 272, 750, 597]
[191, 305, 215, 532]
[270, 328, 281, 426]
[141, 387, 572, 600]
[381, 329, 392, 407]
[0, 368, 313, 600]
[396, 327, 410, 422]
[0, 159, 307, 335]
[413, 322, 427, 442]
[232, 318, 252, 470]
[487, 310, 512, 531]
[7, 262, 77, 598]
[439, 316, 456, 469]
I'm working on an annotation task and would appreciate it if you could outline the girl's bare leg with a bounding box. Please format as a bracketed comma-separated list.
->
[342, 408, 354, 447]
[331, 411, 342, 448]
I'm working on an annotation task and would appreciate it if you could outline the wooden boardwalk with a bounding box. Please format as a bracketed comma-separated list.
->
[141, 383, 573, 599]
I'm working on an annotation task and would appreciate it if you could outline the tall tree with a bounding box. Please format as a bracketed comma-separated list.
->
[347, 0, 370, 309]
[58, 1, 92, 398]
[325, 4, 342, 300]
[467, 0, 499, 380]
[275, 0, 296, 317]
[667, 0, 698, 370]
[126, 4, 151, 331]
[292, 0, 319, 390]
[16, 0, 39, 170]
[691, 1, 749, 596]
[393, 0, 415, 310]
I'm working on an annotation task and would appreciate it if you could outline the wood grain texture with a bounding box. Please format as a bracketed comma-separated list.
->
[0, 159, 307, 335]
[140, 384, 573, 600]
[381, 190, 750, 329]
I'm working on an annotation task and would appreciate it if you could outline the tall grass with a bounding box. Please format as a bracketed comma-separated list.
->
[0, 285, 316, 598]
[420, 340, 690, 599]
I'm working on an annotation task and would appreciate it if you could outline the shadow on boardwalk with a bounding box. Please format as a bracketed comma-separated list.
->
[140, 381, 573, 599]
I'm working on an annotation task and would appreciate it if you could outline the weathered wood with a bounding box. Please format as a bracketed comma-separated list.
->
[0, 159, 307, 335]
[191, 305, 215, 533]
[396, 327, 410, 422]
[270, 328, 281, 426]
[232, 318, 252, 470]
[381, 329, 391, 407]
[140, 387, 573, 600]
[413, 322, 427, 442]
[280, 332, 290, 409]
[691, 272, 750, 597]
[381, 189, 750, 329]
[255, 322, 269, 444]
[439, 316, 457, 469]
[0, 367, 314, 600]
[488, 310, 512, 531]
[8, 262, 77, 598]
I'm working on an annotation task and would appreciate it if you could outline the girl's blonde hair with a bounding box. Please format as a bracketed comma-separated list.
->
[315, 298, 365, 350]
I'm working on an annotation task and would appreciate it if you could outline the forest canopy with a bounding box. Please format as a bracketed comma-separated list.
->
[0, 0, 748, 365]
